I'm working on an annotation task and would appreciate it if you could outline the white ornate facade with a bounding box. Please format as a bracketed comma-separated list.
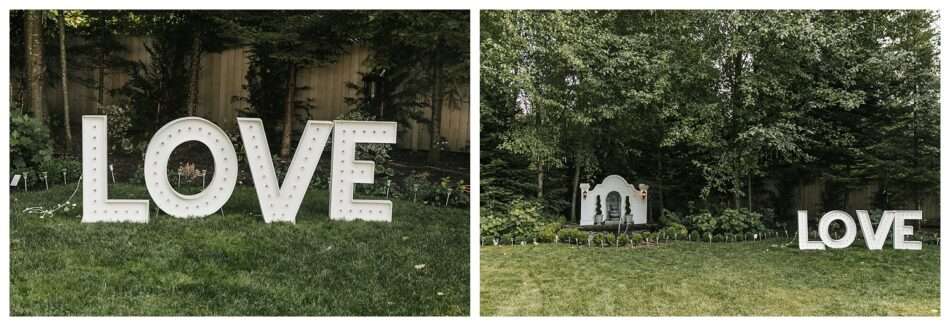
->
[579, 175, 649, 226]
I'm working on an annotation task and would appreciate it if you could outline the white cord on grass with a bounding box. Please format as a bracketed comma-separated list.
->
[22, 176, 83, 219]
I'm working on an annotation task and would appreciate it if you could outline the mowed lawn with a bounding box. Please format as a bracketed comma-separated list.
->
[481, 239, 939, 316]
[10, 184, 469, 316]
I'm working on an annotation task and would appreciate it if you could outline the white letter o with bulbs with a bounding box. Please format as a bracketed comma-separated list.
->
[80, 115, 397, 224]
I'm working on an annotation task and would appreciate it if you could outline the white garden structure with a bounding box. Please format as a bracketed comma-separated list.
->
[579, 175, 649, 226]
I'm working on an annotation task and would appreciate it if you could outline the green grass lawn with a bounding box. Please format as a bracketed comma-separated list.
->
[481, 239, 939, 316]
[10, 183, 469, 316]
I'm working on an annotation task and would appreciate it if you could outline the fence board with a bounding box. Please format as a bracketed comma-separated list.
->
[46, 41, 469, 152]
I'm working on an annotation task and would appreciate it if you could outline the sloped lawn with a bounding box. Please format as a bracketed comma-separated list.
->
[481, 239, 939, 316]
[10, 184, 469, 316]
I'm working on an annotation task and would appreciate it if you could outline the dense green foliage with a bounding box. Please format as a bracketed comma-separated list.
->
[481, 11, 940, 228]
[10, 111, 53, 173]
[481, 241, 940, 316]
[11, 185, 469, 315]
[480, 199, 549, 239]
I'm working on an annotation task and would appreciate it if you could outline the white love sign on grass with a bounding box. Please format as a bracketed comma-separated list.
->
[82, 115, 396, 224]
[797, 210, 922, 250]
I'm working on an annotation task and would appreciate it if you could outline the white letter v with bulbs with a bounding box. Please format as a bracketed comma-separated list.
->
[81, 115, 396, 224]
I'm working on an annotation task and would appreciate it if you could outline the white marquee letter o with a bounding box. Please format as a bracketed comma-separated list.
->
[144, 117, 238, 218]
[818, 210, 857, 249]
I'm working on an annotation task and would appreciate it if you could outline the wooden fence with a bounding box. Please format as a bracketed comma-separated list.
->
[43, 38, 470, 152]
[797, 179, 939, 222]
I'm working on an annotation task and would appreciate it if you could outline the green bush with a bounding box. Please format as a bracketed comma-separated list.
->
[687, 211, 717, 234]
[479, 199, 547, 239]
[437, 176, 469, 208]
[631, 233, 644, 244]
[592, 233, 606, 245]
[687, 208, 767, 237]
[403, 171, 436, 203]
[689, 230, 700, 241]
[658, 209, 684, 226]
[537, 222, 561, 242]
[605, 233, 617, 246]
[659, 222, 688, 240]
[10, 112, 52, 173]
[39, 158, 82, 185]
[618, 234, 630, 245]
[557, 227, 587, 243]
[718, 208, 766, 235]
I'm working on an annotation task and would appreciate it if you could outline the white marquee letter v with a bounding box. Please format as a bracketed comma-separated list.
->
[238, 118, 332, 223]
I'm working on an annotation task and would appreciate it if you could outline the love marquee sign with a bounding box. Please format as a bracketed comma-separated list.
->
[797, 210, 923, 250]
[82, 115, 396, 224]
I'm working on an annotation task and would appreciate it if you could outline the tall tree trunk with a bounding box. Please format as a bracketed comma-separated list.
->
[280, 64, 298, 159]
[570, 157, 581, 223]
[747, 174, 752, 210]
[96, 64, 104, 112]
[25, 10, 46, 122]
[734, 177, 742, 209]
[95, 16, 106, 113]
[911, 95, 921, 211]
[427, 61, 444, 162]
[537, 162, 544, 199]
[58, 11, 73, 151]
[377, 77, 385, 118]
[657, 152, 665, 215]
[186, 33, 201, 116]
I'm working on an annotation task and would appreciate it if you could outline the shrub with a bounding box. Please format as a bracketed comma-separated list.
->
[592, 233, 606, 245]
[689, 230, 700, 241]
[631, 233, 644, 244]
[479, 199, 547, 239]
[687, 208, 767, 237]
[605, 233, 617, 246]
[537, 222, 561, 242]
[659, 222, 688, 240]
[403, 171, 438, 204]
[658, 209, 684, 226]
[687, 211, 717, 234]
[723, 213, 746, 234]
[39, 158, 82, 185]
[10, 112, 52, 173]
[437, 176, 469, 208]
[617, 234, 629, 245]
[557, 227, 587, 243]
